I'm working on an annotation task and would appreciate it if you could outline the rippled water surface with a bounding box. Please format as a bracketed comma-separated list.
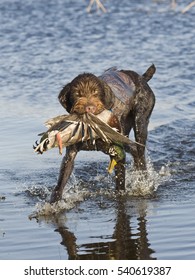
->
[0, 0, 195, 260]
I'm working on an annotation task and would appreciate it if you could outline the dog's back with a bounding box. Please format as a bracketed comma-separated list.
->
[99, 67, 135, 105]
[99, 65, 156, 121]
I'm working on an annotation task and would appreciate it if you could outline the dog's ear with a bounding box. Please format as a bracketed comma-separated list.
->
[58, 83, 72, 113]
[101, 81, 115, 110]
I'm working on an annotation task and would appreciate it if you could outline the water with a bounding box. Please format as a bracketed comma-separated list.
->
[0, 0, 195, 260]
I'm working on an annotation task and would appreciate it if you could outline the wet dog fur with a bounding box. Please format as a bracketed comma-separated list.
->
[50, 65, 156, 203]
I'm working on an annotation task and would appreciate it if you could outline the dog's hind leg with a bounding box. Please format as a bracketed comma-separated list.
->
[133, 120, 148, 170]
[133, 82, 155, 170]
[50, 145, 78, 203]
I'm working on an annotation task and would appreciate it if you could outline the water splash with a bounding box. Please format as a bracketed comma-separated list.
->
[125, 157, 171, 197]
[29, 174, 91, 218]
[29, 157, 171, 219]
[33, 188, 87, 217]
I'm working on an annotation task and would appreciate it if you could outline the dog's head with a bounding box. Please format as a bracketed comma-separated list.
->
[58, 73, 114, 115]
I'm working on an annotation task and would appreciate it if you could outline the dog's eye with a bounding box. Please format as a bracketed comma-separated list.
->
[93, 90, 99, 96]
[75, 92, 80, 97]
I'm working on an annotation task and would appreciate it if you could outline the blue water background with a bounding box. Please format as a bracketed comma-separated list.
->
[0, 0, 195, 259]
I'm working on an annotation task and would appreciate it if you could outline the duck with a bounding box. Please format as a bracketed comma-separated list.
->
[33, 109, 141, 173]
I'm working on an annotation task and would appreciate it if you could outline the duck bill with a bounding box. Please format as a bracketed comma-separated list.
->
[108, 158, 117, 174]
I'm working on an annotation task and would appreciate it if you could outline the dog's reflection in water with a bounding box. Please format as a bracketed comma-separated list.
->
[52, 198, 156, 260]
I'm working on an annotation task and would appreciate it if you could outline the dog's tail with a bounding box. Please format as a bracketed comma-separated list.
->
[142, 64, 156, 82]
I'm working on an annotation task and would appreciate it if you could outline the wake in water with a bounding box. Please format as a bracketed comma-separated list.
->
[28, 155, 171, 219]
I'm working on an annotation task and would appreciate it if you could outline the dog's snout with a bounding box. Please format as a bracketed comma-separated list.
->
[85, 105, 96, 114]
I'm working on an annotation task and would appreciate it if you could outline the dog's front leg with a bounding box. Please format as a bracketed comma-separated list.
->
[50, 145, 78, 203]
[114, 157, 126, 191]
[94, 140, 126, 192]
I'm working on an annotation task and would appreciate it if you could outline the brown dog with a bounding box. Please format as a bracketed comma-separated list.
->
[50, 65, 156, 203]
